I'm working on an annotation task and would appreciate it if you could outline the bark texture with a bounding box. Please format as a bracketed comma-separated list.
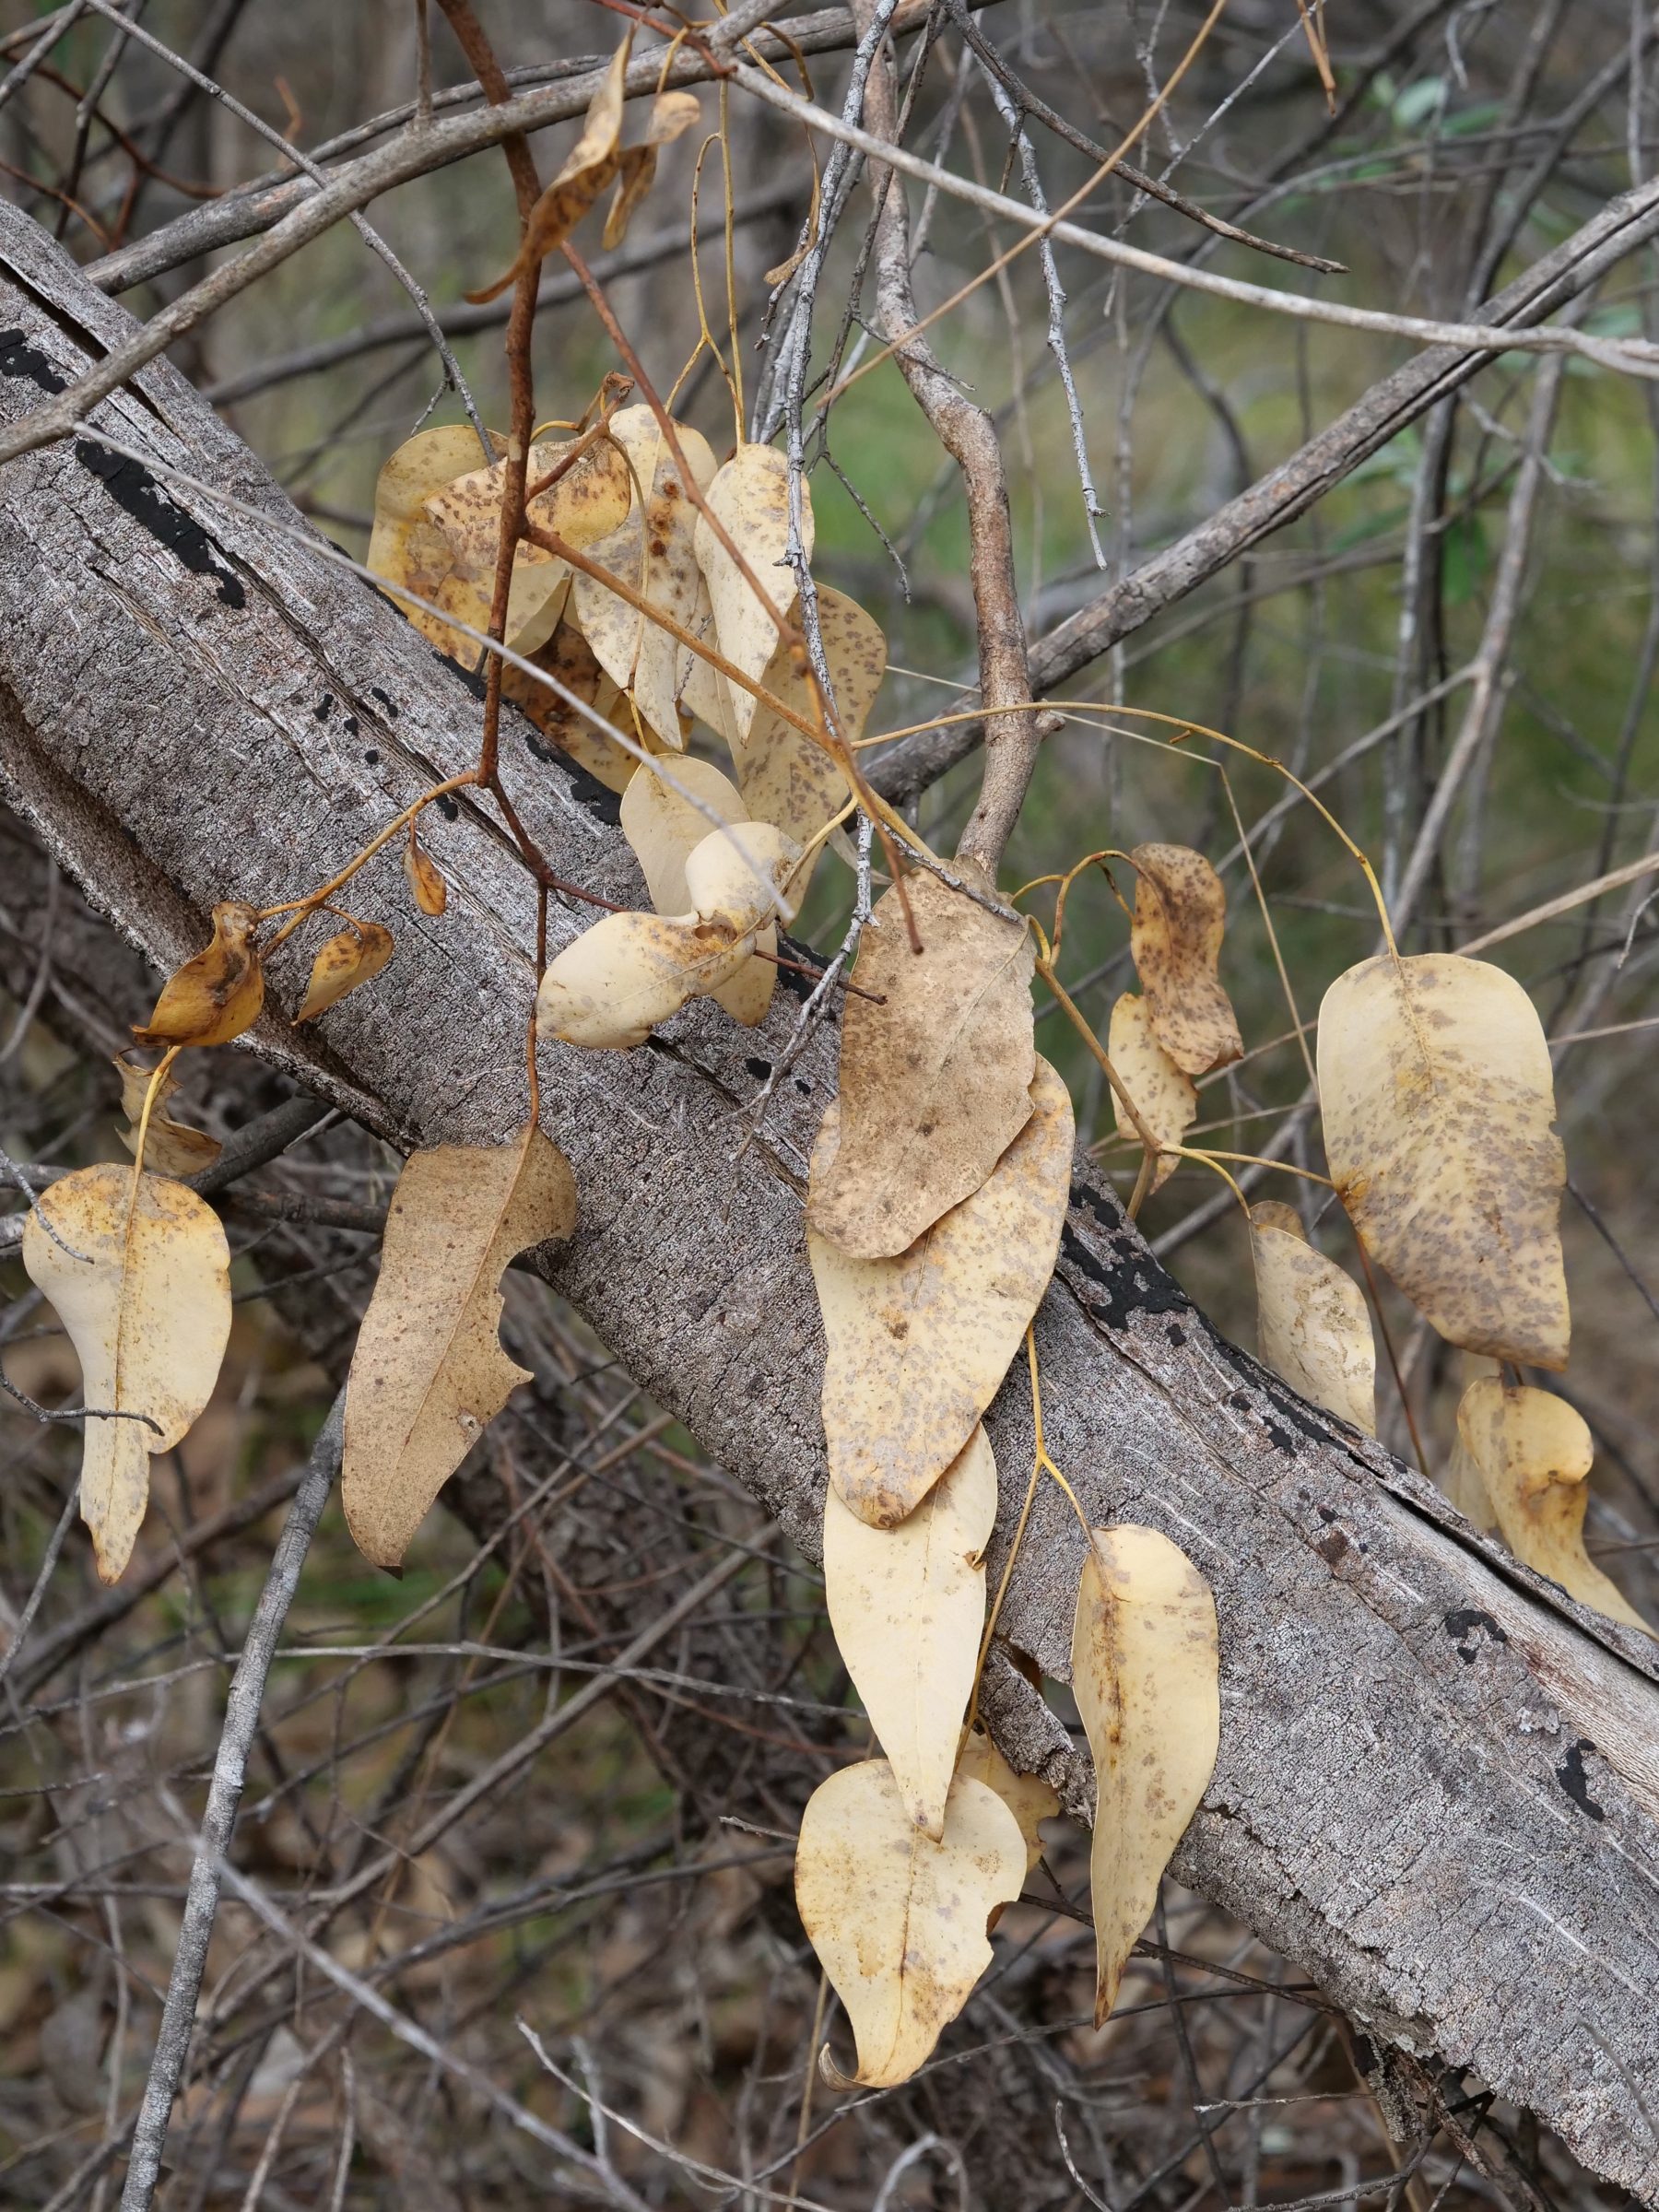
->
[2, 205, 1658, 2197]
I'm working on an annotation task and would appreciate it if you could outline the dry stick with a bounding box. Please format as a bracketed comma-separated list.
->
[117, 1391, 346, 2212]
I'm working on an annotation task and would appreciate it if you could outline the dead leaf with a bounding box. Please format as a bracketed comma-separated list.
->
[955, 1726, 1058, 1877]
[537, 910, 751, 1049]
[1317, 953, 1569, 1368]
[22, 1166, 231, 1583]
[1127, 844, 1241, 1077]
[681, 819, 800, 933]
[367, 422, 499, 656]
[823, 1424, 997, 1838]
[405, 834, 448, 917]
[1107, 994, 1195, 1193]
[808, 865, 1036, 1261]
[294, 918, 394, 1023]
[1248, 1200, 1375, 1436]
[342, 1125, 577, 1569]
[466, 38, 633, 301]
[570, 405, 717, 750]
[794, 1760, 1024, 2088]
[112, 1053, 221, 1178]
[693, 443, 811, 747]
[619, 757, 748, 917]
[730, 584, 885, 899]
[134, 903, 265, 1049]
[1456, 1379, 1653, 1635]
[1070, 1524, 1219, 2025]
[503, 621, 638, 793]
[602, 89, 703, 248]
[812, 1055, 1074, 1527]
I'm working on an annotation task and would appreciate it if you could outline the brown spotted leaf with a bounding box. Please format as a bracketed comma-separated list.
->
[1248, 1201, 1375, 1436]
[823, 1424, 996, 1838]
[22, 1166, 231, 1583]
[808, 864, 1036, 1260]
[112, 1053, 221, 1178]
[794, 1760, 1024, 2088]
[134, 903, 264, 1049]
[342, 1125, 577, 1569]
[367, 422, 499, 657]
[1127, 844, 1241, 1077]
[692, 443, 811, 748]
[1317, 953, 1569, 1368]
[503, 621, 638, 793]
[1071, 1524, 1219, 2025]
[294, 918, 394, 1023]
[1107, 993, 1195, 1194]
[811, 1056, 1074, 1527]
[1456, 1379, 1652, 1635]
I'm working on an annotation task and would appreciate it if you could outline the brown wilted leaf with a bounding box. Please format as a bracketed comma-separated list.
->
[404, 832, 448, 917]
[1070, 1524, 1219, 2025]
[569, 405, 717, 750]
[601, 90, 702, 248]
[808, 864, 1036, 1260]
[294, 918, 394, 1023]
[692, 443, 812, 747]
[1127, 843, 1242, 1077]
[342, 1125, 577, 1570]
[823, 1424, 997, 1838]
[955, 1726, 1058, 1877]
[811, 1056, 1074, 1527]
[1248, 1200, 1375, 1436]
[466, 39, 633, 302]
[503, 621, 638, 793]
[794, 1760, 1024, 2088]
[1456, 1379, 1653, 1635]
[1107, 993, 1195, 1194]
[134, 902, 264, 1049]
[112, 1053, 222, 1178]
[1317, 953, 1569, 1369]
[22, 1166, 231, 1582]
[367, 423, 499, 656]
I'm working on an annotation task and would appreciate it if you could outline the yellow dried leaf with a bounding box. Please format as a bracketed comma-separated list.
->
[342, 1125, 577, 1569]
[1248, 1201, 1375, 1436]
[503, 622, 639, 793]
[794, 1761, 1024, 2088]
[811, 1056, 1074, 1527]
[536, 909, 751, 1050]
[955, 1727, 1058, 1877]
[619, 757, 747, 916]
[1070, 1524, 1219, 2025]
[367, 422, 499, 656]
[1127, 844, 1241, 1077]
[22, 1166, 231, 1583]
[1456, 1380, 1653, 1636]
[404, 833, 448, 917]
[731, 584, 885, 898]
[682, 820, 801, 933]
[570, 406, 717, 750]
[1443, 1430, 1497, 1531]
[134, 902, 265, 1049]
[601, 91, 701, 248]
[676, 574, 735, 746]
[112, 1053, 222, 1178]
[808, 864, 1036, 1260]
[1317, 953, 1569, 1369]
[710, 924, 779, 1030]
[294, 919, 394, 1024]
[1107, 993, 1195, 1194]
[823, 1424, 997, 1838]
[693, 444, 812, 748]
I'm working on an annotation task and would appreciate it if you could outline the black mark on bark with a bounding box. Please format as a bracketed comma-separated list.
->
[1556, 1739, 1606, 1820]
[1444, 1608, 1507, 1664]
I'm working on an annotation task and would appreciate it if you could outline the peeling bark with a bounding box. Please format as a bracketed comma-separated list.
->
[2, 206, 1657, 2199]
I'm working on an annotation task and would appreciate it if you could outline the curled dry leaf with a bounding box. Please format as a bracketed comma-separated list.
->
[466, 38, 633, 301]
[294, 918, 394, 1023]
[404, 833, 448, 917]
[812, 1056, 1074, 1527]
[730, 583, 886, 894]
[503, 620, 637, 794]
[134, 902, 264, 1049]
[1127, 844, 1242, 1077]
[619, 758, 747, 918]
[1317, 953, 1569, 1369]
[808, 863, 1036, 1261]
[1248, 1200, 1375, 1436]
[22, 1166, 231, 1583]
[1107, 993, 1195, 1194]
[682, 819, 800, 933]
[570, 405, 717, 750]
[342, 1126, 577, 1570]
[537, 910, 749, 1049]
[1456, 1379, 1653, 1635]
[602, 89, 702, 247]
[823, 1424, 997, 1838]
[692, 443, 811, 748]
[956, 1726, 1058, 1877]
[112, 1053, 221, 1178]
[794, 1760, 1024, 2088]
[1070, 1524, 1220, 2026]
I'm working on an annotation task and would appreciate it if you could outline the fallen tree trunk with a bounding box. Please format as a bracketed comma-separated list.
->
[2, 203, 1657, 2199]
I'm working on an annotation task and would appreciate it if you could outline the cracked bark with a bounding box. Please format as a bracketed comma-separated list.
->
[1, 204, 1658, 2199]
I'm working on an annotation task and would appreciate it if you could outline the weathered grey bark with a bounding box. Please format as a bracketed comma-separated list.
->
[2, 205, 1658, 2197]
